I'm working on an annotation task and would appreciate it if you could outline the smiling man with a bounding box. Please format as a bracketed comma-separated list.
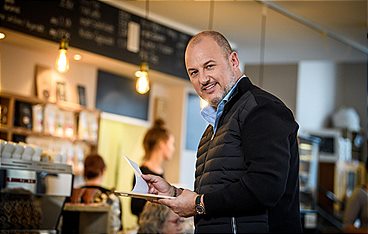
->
[142, 31, 302, 233]
[186, 32, 239, 108]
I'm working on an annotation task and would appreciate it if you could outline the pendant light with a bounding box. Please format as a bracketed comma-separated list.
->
[135, 60, 150, 94]
[135, 0, 150, 94]
[135, 62, 150, 94]
[55, 36, 69, 73]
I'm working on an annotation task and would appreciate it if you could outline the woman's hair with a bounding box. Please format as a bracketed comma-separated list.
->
[83, 154, 106, 180]
[142, 119, 170, 161]
[137, 202, 170, 233]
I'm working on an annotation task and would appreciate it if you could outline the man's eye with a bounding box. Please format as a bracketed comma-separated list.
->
[206, 64, 214, 69]
[190, 71, 198, 76]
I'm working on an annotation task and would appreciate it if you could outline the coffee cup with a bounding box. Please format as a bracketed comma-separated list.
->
[32, 146, 42, 161]
[2, 142, 15, 159]
[12, 144, 25, 159]
[0, 140, 6, 155]
[22, 145, 35, 161]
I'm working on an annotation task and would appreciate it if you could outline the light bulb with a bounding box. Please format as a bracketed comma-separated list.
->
[55, 37, 69, 73]
[56, 48, 69, 73]
[135, 62, 150, 94]
[136, 71, 150, 94]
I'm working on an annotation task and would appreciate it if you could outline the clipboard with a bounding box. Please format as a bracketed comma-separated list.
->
[113, 191, 174, 200]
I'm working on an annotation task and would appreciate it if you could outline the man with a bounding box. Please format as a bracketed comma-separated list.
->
[142, 31, 302, 233]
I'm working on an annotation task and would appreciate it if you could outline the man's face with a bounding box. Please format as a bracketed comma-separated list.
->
[185, 36, 239, 107]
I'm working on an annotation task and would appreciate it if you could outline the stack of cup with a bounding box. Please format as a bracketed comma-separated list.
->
[32, 146, 42, 161]
[2, 141, 16, 159]
[12, 144, 25, 159]
[21, 145, 34, 161]
[0, 139, 6, 157]
[0, 140, 45, 162]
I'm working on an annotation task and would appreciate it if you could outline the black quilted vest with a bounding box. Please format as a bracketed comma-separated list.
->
[194, 82, 270, 233]
[193, 77, 301, 233]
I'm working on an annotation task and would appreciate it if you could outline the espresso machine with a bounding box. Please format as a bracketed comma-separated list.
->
[0, 157, 73, 233]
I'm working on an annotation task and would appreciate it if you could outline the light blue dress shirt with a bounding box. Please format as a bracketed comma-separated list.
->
[200, 76, 245, 133]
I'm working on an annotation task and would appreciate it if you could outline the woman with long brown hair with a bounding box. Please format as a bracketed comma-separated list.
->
[130, 119, 175, 218]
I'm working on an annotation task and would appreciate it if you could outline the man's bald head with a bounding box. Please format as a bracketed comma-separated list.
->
[186, 31, 233, 59]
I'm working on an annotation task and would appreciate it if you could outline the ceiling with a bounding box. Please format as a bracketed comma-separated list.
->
[109, 0, 367, 65]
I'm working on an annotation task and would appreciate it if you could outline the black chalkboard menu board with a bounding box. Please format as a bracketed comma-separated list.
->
[0, 0, 191, 79]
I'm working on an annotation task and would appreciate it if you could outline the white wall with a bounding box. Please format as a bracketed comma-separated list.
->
[0, 43, 97, 109]
[296, 61, 337, 131]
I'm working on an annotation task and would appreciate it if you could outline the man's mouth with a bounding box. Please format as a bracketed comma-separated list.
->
[201, 83, 216, 92]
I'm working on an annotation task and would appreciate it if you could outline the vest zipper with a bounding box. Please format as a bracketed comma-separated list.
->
[231, 217, 237, 234]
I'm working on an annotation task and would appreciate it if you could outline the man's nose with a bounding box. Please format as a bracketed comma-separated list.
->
[198, 72, 210, 84]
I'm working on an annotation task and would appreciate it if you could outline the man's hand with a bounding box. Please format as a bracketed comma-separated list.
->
[159, 189, 198, 217]
[142, 174, 199, 217]
[141, 174, 174, 196]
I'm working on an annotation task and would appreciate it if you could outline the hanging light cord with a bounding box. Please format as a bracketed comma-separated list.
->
[259, 6, 267, 88]
[143, 0, 150, 62]
[145, 0, 149, 19]
[208, 0, 214, 30]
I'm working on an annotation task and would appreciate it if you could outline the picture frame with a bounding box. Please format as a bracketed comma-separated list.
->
[77, 85, 87, 106]
[56, 81, 67, 101]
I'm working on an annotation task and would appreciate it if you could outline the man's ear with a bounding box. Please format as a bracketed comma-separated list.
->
[229, 51, 240, 68]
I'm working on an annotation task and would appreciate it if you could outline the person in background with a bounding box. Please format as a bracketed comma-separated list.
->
[137, 202, 184, 234]
[142, 31, 302, 233]
[343, 170, 368, 234]
[130, 119, 175, 218]
[69, 154, 123, 232]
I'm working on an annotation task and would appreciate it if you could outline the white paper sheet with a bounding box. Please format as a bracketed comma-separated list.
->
[114, 156, 174, 200]
[124, 156, 149, 194]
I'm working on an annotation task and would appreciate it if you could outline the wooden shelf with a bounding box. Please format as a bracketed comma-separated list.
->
[0, 92, 100, 176]
[0, 92, 100, 143]
[0, 92, 42, 104]
[4, 126, 98, 146]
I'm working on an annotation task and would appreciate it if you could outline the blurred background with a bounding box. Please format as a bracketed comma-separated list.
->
[0, 0, 366, 233]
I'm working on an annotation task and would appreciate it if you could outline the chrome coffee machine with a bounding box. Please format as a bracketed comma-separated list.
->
[0, 158, 73, 233]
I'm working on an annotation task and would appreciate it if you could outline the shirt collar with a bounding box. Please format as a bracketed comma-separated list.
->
[200, 75, 245, 126]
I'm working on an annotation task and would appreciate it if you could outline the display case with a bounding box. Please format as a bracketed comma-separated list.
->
[298, 135, 320, 232]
